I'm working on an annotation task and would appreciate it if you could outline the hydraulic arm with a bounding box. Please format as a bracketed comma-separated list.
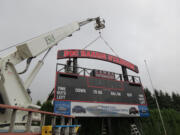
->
[0, 17, 105, 124]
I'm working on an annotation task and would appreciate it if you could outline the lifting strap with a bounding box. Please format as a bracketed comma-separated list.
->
[82, 31, 120, 58]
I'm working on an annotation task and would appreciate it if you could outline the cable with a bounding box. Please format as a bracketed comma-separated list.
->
[18, 47, 52, 75]
[42, 47, 52, 61]
[99, 34, 120, 58]
[0, 34, 48, 53]
[82, 35, 101, 50]
[0, 44, 18, 53]
[82, 31, 121, 60]
[18, 57, 34, 74]
[144, 60, 167, 135]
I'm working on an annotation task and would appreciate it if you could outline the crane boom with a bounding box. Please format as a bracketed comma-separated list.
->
[16, 22, 79, 63]
[0, 17, 105, 125]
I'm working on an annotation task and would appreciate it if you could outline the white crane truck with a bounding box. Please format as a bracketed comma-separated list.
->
[0, 17, 105, 131]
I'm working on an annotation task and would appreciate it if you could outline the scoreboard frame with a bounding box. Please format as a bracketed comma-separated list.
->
[54, 49, 149, 117]
[57, 49, 139, 73]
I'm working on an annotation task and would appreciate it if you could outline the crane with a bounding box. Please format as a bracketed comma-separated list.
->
[0, 17, 105, 126]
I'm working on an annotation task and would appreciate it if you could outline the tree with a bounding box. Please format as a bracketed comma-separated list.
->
[144, 88, 156, 109]
[164, 92, 172, 109]
[172, 92, 180, 111]
[36, 100, 42, 106]
[40, 101, 53, 125]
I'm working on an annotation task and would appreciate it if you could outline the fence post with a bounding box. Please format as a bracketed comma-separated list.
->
[8, 109, 17, 132]
[40, 114, 46, 131]
[64, 118, 72, 135]
[51, 116, 56, 126]
[69, 118, 73, 134]
[26, 111, 32, 132]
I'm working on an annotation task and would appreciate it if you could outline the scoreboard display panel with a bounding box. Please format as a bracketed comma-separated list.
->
[54, 72, 149, 117]
[90, 69, 115, 80]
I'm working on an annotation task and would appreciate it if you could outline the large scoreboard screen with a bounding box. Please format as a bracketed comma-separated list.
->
[54, 72, 149, 117]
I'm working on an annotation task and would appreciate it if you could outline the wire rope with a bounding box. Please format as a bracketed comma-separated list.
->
[99, 33, 120, 58]
[82, 31, 121, 60]
[0, 44, 18, 53]
[82, 35, 101, 50]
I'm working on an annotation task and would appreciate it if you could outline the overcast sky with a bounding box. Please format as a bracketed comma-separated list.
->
[0, 0, 179, 103]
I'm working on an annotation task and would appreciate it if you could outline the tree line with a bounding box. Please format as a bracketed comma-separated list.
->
[144, 88, 180, 111]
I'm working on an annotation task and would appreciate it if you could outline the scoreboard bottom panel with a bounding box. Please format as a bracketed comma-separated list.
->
[54, 100, 149, 117]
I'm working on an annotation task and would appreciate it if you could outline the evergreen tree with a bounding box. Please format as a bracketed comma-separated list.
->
[36, 100, 42, 106]
[172, 92, 180, 111]
[40, 101, 53, 125]
[144, 88, 156, 109]
[164, 92, 172, 109]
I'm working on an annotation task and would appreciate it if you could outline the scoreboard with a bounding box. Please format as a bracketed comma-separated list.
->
[54, 72, 149, 117]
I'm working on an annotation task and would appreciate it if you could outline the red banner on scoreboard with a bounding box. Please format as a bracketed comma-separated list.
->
[57, 49, 139, 73]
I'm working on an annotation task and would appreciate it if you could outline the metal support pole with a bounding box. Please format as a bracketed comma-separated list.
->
[74, 119, 78, 125]
[68, 118, 72, 125]
[68, 118, 73, 134]
[8, 109, 17, 132]
[132, 76, 135, 83]
[26, 111, 32, 132]
[65, 118, 72, 135]
[119, 74, 122, 81]
[73, 58, 77, 74]
[107, 118, 113, 135]
[40, 114, 46, 129]
[64, 118, 72, 135]
[83, 68, 85, 76]
[144, 60, 167, 135]
[101, 118, 106, 135]
[122, 66, 128, 81]
[59, 117, 65, 135]
[60, 116, 65, 125]
[51, 116, 56, 126]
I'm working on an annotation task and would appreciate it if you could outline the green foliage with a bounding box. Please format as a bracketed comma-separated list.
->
[41, 100, 53, 112]
[144, 88, 180, 111]
[172, 92, 180, 111]
[36, 100, 42, 106]
[40, 101, 53, 125]
[144, 88, 156, 109]
[140, 88, 180, 135]
[141, 109, 180, 135]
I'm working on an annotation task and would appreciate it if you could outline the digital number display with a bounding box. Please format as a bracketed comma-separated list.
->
[90, 69, 115, 80]
[55, 72, 146, 105]
[87, 77, 123, 90]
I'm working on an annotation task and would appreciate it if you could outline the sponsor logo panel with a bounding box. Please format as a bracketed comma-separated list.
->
[138, 105, 150, 117]
[54, 101, 71, 115]
[71, 102, 140, 117]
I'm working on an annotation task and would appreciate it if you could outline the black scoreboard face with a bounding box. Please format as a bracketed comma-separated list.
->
[54, 72, 149, 117]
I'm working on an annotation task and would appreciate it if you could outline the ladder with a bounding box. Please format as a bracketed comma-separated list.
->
[101, 118, 108, 135]
[101, 118, 112, 135]
[130, 124, 141, 135]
